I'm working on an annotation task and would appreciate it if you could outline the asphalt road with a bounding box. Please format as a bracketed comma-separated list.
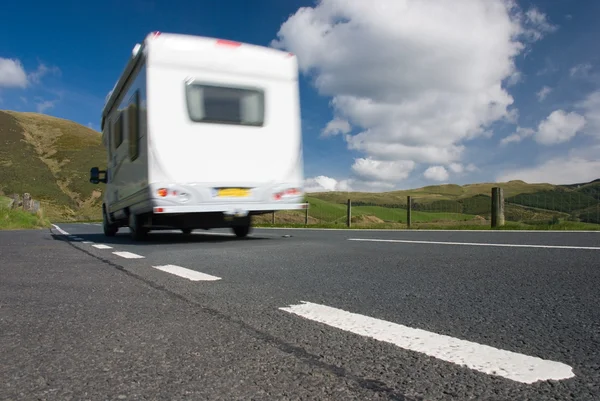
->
[1, 224, 599, 400]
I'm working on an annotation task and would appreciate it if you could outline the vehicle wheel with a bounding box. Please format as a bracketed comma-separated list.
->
[103, 206, 118, 237]
[181, 228, 192, 235]
[129, 213, 149, 241]
[232, 222, 251, 238]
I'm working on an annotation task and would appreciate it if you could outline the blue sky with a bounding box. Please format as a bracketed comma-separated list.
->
[1, 0, 599, 191]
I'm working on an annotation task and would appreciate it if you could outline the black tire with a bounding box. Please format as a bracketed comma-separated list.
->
[232, 223, 251, 238]
[103, 206, 118, 237]
[129, 213, 149, 241]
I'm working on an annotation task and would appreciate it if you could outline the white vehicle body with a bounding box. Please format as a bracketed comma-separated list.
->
[91, 32, 307, 239]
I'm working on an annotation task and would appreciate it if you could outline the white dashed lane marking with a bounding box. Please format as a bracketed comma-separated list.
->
[152, 265, 222, 281]
[279, 301, 575, 384]
[92, 244, 113, 249]
[113, 251, 145, 259]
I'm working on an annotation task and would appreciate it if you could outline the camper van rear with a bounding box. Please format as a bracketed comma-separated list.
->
[90, 32, 307, 240]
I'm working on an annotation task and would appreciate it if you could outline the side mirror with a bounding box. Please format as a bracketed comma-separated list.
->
[90, 167, 107, 184]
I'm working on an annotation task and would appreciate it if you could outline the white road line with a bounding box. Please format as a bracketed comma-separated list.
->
[82, 241, 94, 244]
[279, 301, 575, 384]
[92, 244, 113, 249]
[113, 251, 144, 259]
[51, 224, 70, 235]
[348, 238, 600, 250]
[152, 265, 221, 281]
[259, 227, 600, 233]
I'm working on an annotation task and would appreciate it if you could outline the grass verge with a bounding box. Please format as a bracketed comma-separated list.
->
[0, 204, 51, 230]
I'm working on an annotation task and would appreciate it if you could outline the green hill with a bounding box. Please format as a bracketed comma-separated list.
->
[0, 110, 106, 221]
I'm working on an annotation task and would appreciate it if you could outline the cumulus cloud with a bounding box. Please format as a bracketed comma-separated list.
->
[0, 57, 60, 89]
[0, 58, 28, 88]
[535, 110, 586, 145]
[272, 0, 556, 185]
[501, 110, 586, 146]
[423, 166, 449, 182]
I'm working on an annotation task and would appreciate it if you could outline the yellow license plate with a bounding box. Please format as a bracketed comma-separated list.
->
[217, 188, 249, 197]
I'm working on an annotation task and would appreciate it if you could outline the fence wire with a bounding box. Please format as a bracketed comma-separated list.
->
[257, 184, 600, 229]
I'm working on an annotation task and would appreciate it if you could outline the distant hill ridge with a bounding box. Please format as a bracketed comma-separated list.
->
[0, 109, 598, 223]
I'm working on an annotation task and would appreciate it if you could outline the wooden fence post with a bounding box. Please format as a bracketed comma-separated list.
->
[272, 211, 275, 224]
[304, 207, 308, 225]
[347, 199, 351, 227]
[407, 196, 412, 228]
[491, 187, 505, 228]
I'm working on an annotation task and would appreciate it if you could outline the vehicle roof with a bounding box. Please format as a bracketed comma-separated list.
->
[101, 31, 297, 132]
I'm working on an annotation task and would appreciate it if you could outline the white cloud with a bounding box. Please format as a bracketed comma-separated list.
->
[0, 58, 28, 88]
[535, 109, 586, 145]
[423, 166, 449, 182]
[536, 86, 552, 101]
[321, 117, 351, 137]
[0, 58, 60, 89]
[500, 110, 586, 146]
[351, 157, 415, 182]
[304, 175, 352, 192]
[497, 156, 600, 185]
[272, 0, 556, 185]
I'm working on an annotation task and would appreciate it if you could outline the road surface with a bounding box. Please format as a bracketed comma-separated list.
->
[1, 224, 599, 400]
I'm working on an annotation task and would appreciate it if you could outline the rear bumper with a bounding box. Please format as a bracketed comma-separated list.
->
[152, 202, 309, 215]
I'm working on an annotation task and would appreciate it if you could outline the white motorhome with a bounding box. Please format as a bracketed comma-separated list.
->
[90, 31, 307, 240]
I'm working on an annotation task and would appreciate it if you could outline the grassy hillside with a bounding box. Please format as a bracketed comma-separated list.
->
[0, 110, 106, 221]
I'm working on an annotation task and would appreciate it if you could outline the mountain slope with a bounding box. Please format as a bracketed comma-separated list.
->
[0, 110, 106, 221]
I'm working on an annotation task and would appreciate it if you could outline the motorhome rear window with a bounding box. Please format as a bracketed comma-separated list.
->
[185, 83, 264, 126]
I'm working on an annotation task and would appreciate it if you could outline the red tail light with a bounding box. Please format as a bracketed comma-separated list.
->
[273, 188, 302, 200]
[216, 39, 241, 48]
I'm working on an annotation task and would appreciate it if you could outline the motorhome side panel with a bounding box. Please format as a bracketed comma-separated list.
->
[104, 60, 150, 218]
